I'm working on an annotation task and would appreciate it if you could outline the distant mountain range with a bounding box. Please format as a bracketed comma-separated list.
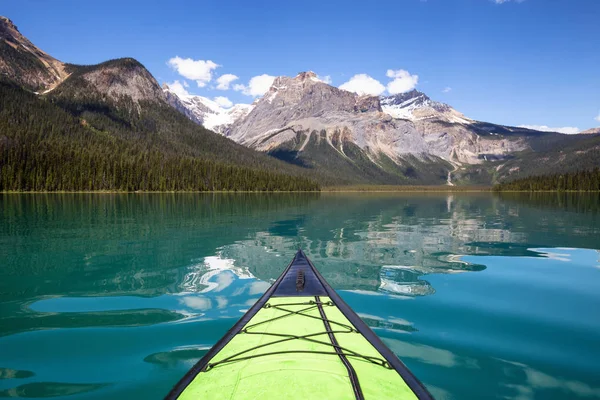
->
[164, 71, 600, 185]
[2, 15, 599, 188]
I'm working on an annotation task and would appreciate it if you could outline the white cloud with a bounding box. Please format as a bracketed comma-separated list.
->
[595, 110, 600, 122]
[339, 74, 386, 96]
[182, 81, 189, 88]
[234, 74, 276, 97]
[518, 125, 580, 135]
[167, 56, 219, 87]
[442, 87, 452, 93]
[386, 69, 419, 94]
[216, 74, 239, 90]
[213, 96, 233, 108]
[317, 75, 332, 84]
[165, 80, 191, 98]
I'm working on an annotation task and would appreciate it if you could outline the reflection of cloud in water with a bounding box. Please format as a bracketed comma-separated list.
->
[379, 266, 435, 297]
[215, 296, 228, 309]
[179, 296, 211, 311]
[532, 248, 572, 262]
[203, 272, 234, 293]
[248, 281, 271, 295]
[180, 254, 254, 293]
[357, 313, 415, 333]
[341, 289, 413, 299]
[427, 385, 453, 400]
[383, 339, 479, 369]
[499, 359, 600, 399]
[144, 346, 210, 369]
[245, 298, 259, 306]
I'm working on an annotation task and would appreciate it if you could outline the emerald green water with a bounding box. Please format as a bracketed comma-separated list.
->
[1, 193, 599, 399]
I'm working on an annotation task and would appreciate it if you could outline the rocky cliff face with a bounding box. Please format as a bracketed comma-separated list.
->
[0, 16, 69, 92]
[0, 16, 168, 108]
[161, 70, 536, 184]
[76, 58, 166, 104]
[581, 127, 600, 135]
[45, 58, 169, 119]
[226, 71, 525, 168]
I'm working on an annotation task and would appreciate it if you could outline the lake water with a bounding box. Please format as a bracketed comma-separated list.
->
[1, 193, 599, 399]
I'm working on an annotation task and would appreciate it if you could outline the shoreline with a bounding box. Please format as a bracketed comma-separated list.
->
[3, 188, 600, 194]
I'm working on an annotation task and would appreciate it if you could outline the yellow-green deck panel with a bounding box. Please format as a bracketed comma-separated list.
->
[178, 296, 417, 400]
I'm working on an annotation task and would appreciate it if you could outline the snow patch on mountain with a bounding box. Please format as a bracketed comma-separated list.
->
[380, 90, 472, 124]
[162, 84, 253, 133]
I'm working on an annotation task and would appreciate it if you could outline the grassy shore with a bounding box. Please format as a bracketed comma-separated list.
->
[322, 185, 492, 192]
[0, 190, 323, 194]
[2, 186, 498, 193]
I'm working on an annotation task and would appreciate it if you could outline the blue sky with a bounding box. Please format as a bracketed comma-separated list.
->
[3, 0, 599, 131]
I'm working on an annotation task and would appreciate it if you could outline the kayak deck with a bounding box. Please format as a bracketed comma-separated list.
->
[167, 251, 431, 400]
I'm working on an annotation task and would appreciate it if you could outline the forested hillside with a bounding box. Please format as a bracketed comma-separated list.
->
[494, 169, 600, 191]
[0, 80, 319, 191]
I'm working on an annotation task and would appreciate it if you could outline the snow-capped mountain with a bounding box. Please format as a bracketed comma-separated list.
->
[162, 84, 253, 133]
[380, 90, 472, 124]
[229, 71, 522, 162]
[164, 71, 529, 184]
[164, 70, 600, 185]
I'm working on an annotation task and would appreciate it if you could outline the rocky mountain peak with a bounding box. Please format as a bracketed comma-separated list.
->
[383, 89, 431, 106]
[63, 58, 166, 104]
[0, 16, 18, 36]
[295, 71, 318, 80]
[0, 15, 68, 92]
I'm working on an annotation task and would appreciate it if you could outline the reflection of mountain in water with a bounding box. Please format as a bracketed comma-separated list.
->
[3, 193, 600, 307]
[218, 195, 522, 296]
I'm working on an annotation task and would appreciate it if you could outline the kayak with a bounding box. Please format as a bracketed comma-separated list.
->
[166, 250, 432, 399]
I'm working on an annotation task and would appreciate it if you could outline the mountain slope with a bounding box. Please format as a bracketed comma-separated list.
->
[0, 17, 319, 191]
[380, 90, 472, 124]
[0, 80, 318, 191]
[223, 72, 529, 185]
[581, 127, 600, 135]
[0, 17, 70, 92]
[168, 70, 600, 186]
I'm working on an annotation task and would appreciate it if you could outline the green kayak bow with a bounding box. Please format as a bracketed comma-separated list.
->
[167, 250, 433, 399]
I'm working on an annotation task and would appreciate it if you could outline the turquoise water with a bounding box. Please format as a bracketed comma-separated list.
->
[1, 193, 599, 399]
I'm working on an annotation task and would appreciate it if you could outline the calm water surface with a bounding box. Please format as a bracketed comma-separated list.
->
[1, 193, 599, 399]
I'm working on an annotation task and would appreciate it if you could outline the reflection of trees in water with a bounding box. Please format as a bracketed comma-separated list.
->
[3, 193, 599, 305]
[221, 193, 600, 298]
[220, 195, 525, 296]
[496, 192, 600, 214]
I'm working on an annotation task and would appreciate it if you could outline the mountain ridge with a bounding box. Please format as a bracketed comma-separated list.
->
[0, 16, 320, 191]
[2, 15, 599, 188]
[164, 70, 600, 185]
[0, 16, 70, 92]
